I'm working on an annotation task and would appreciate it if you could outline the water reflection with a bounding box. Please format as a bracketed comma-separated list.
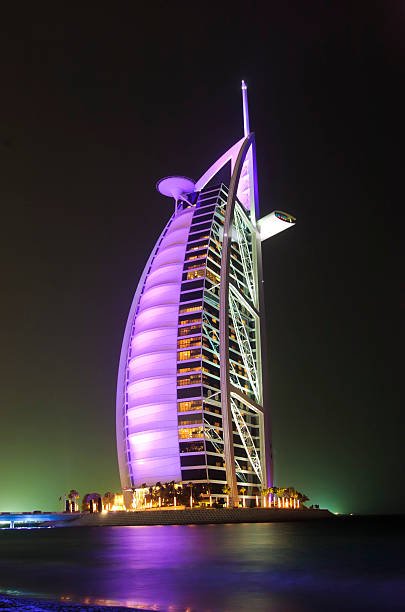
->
[0, 520, 404, 610]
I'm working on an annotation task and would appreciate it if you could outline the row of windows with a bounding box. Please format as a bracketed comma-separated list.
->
[204, 405, 221, 416]
[180, 289, 203, 304]
[179, 302, 202, 314]
[184, 262, 206, 272]
[202, 298, 219, 318]
[187, 242, 209, 253]
[207, 254, 221, 273]
[195, 200, 217, 211]
[178, 324, 201, 337]
[178, 386, 202, 400]
[205, 441, 222, 454]
[201, 361, 219, 377]
[188, 231, 210, 243]
[178, 427, 204, 440]
[202, 349, 219, 366]
[178, 348, 201, 361]
[181, 468, 207, 481]
[178, 400, 202, 413]
[180, 441, 204, 453]
[178, 316, 202, 326]
[186, 269, 205, 281]
[192, 211, 215, 225]
[178, 337, 201, 349]
[185, 251, 207, 262]
[180, 454, 206, 467]
[182, 279, 204, 292]
[180, 468, 227, 482]
[189, 220, 212, 235]
[178, 415, 203, 426]
[206, 269, 219, 284]
[177, 361, 201, 374]
[177, 374, 201, 386]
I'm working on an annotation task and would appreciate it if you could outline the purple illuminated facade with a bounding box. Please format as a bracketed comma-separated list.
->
[116, 83, 295, 505]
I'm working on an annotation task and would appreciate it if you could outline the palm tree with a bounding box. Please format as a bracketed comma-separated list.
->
[276, 487, 286, 508]
[167, 480, 176, 506]
[103, 491, 115, 511]
[239, 487, 247, 508]
[297, 492, 309, 508]
[187, 482, 194, 508]
[285, 487, 297, 509]
[153, 482, 162, 506]
[68, 489, 79, 512]
[222, 485, 231, 508]
[261, 487, 270, 507]
[289, 489, 299, 509]
[269, 486, 278, 507]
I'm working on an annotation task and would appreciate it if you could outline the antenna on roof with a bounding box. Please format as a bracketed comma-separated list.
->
[241, 80, 250, 137]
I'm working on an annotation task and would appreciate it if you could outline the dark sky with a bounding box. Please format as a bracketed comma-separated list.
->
[1, 2, 402, 513]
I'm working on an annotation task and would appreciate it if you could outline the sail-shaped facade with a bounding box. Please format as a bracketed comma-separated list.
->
[116, 83, 295, 506]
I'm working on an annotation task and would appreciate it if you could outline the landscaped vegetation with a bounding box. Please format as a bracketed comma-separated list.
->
[64, 483, 310, 511]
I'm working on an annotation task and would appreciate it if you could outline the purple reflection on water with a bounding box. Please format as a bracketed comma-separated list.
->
[0, 520, 404, 611]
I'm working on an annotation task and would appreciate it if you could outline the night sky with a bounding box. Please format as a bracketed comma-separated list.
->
[1, 2, 402, 514]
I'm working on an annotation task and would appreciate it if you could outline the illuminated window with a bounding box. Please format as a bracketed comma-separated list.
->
[185, 253, 206, 263]
[178, 349, 201, 361]
[177, 374, 201, 386]
[179, 317, 201, 326]
[179, 325, 201, 337]
[189, 233, 210, 241]
[206, 269, 219, 284]
[185, 263, 205, 271]
[188, 243, 208, 252]
[178, 427, 204, 439]
[178, 401, 202, 412]
[187, 269, 205, 280]
[177, 365, 201, 374]
[178, 337, 201, 349]
[179, 441, 204, 453]
[179, 303, 202, 314]
[178, 416, 203, 426]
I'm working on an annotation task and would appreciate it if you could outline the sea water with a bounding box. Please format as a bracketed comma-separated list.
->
[0, 516, 404, 611]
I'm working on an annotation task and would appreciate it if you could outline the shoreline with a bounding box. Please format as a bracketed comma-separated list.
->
[66, 507, 334, 528]
[0, 592, 144, 611]
[0, 508, 335, 530]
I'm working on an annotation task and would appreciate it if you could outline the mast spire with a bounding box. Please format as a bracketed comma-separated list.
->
[241, 80, 250, 137]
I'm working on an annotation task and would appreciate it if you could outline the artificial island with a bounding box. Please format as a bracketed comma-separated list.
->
[1, 83, 332, 529]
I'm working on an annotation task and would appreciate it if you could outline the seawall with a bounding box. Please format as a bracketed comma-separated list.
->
[67, 507, 334, 527]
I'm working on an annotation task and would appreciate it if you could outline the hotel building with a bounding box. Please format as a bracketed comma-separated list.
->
[116, 83, 295, 506]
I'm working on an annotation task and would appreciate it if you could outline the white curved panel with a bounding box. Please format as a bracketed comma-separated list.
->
[139, 284, 180, 309]
[117, 207, 194, 488]
[159, 226, 191, 249]
[144, 263, 184, 291]
[131, 327, 177, 354]
[128, 375, 175, 397]
[170, 212, 194, 230]
[134, 305, 178, 332]
[129, 431, 180, 460]
[129, 352, 175, 380]
[127, 403, 176, 428]
[153, 245, 186, 268]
